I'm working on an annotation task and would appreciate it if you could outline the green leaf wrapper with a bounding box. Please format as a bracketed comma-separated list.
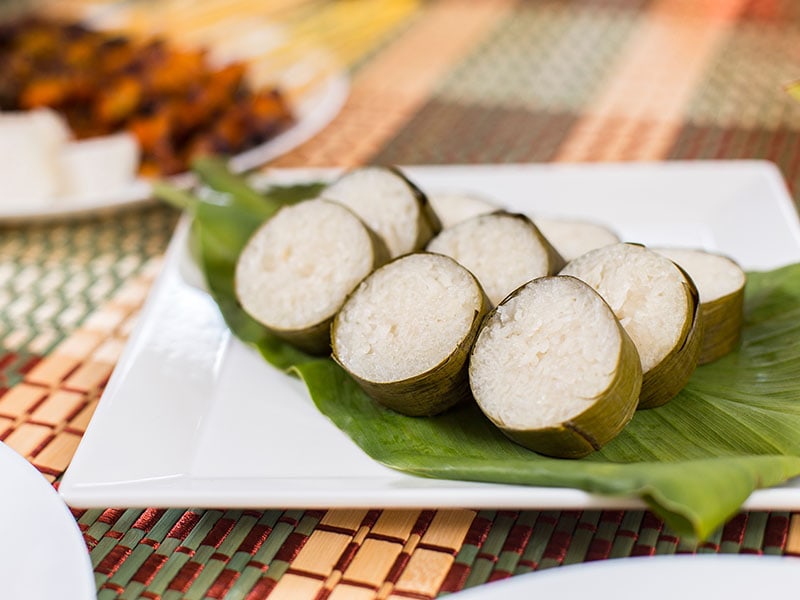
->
[163, 164, 800, 541]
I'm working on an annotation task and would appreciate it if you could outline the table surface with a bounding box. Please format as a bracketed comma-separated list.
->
[3, 0, 800, 598]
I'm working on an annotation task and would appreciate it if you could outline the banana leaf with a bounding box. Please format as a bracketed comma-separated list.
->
[157, 165, 800, 540]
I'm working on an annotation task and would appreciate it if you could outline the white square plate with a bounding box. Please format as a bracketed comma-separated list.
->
[60, 161, 800, 510]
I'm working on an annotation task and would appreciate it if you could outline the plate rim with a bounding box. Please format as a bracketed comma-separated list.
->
[448, 554, 800, 599]
[0, 442, 95, 600]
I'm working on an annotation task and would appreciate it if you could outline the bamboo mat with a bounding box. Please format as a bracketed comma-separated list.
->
[3, 0, 800, 598]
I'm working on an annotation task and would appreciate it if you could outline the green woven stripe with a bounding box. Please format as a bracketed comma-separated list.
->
[684, 22, 800, 129]
[607, 511, 644, 559]
[0, 206, 178, 356]
[372, 101, 577, 165]
[653, 522, 680, 555]
[514, 511, 560, 574]
[493, 510, 539, 577]
[91, 509, 150, 569]
[223, 510, 285, 599]
[432, 4, 640, 111]
[561, 511, 601, 565]
[537, 511, 580, 570]
[462, 511, 515, 588]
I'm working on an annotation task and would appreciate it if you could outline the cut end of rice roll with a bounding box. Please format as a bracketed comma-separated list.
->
[332, 252, 489, 416]
[426, 212, 565, 306]
[534, 217, 621, 262]
[235, 198, 388, 355]
[426, 191, 498, 229]
[654, 247, 746, 364]
[469, 276, 642, 458]
[560, 243, 702, 409]
[322, 166, 441, 258]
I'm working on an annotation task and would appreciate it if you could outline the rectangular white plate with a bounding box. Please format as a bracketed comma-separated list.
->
[60, 160, 800, 510]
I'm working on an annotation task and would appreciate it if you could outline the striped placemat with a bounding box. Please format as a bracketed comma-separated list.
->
[3, 0, 800, 597]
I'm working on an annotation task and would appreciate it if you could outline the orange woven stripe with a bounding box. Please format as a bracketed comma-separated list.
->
[271, 0, 515, 167]
[555, 0, 749, 162]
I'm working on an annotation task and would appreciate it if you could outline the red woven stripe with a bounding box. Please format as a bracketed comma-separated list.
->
[764, 515, 790, 549]
[100, 582, 125, 595]
[542, 531, 571, 562]
[274, 532, 309, 562]
[206, 569, 239, 599]
[463, 516, 492, 547]
[658, 534, 679, 546]
[474, 552, 498, 563]
[202, 518, 236, 549]
[316, 524, 361, 536]
[641, 512, 663, 531]
[168, 561, 203, 593]
[36, 465, 63, 478]
[585, 539, 612, 562]
[132, 553, 168, 585]
[576, 521, 597, 534]
[167, 511, 202, 541]
[488, 570, 512, 582]
[333, 541, 360, 572]
[536, 514, 559, 526]
[237, 524, 272, 555]
[600, 511, 625, 526]
[438, 562, 470, 593]
[385, 552, 411, 583]
[245, 578, 277, 600]
[315, 587, 332, 600]
[502, 524, 532, 554]
[133, 508, 166, 533]
[411, 510, 436, 536]
[0, 352, 17, 371]
[278, 515, 299, 528]
[98, 508, 126, 526]
[96, 546, 132, 576]
[631, 544, 656, 557]
[361, 509, 381, 528]
[18, 356, 42, 374]
[416, 542, 457, 555]
[284, 568, 325, 581]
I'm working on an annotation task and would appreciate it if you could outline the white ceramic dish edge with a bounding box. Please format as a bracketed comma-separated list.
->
[59, 160, 800, 510]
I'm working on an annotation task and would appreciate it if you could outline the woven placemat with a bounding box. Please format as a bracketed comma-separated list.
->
[3, 0, 800, 598]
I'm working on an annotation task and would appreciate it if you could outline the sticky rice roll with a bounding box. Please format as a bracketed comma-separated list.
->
[426, 191, 498, 229]
[322, 166, 441, 258]
[235, 198, 389, 355]
[426, 211, 565, 306]
[560, 243, 703, 409]
[654, 247, 746, 364]
[534, 217, 621, 262]
[469, 276, 642, 458]
[332, 253, 489, 416]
